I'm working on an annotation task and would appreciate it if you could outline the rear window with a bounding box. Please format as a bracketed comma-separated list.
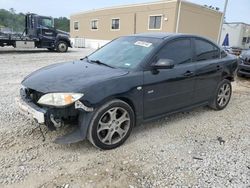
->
[194, 39, 220, 61]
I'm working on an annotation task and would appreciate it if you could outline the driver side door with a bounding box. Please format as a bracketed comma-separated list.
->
[38, 17, 56, 46]
[143, 38, 196, 119]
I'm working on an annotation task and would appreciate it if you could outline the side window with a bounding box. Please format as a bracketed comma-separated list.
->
[149, 15, 162, 30]
[111, 19, 120, 30]
[242, 37, 247, 44]
[194, 39, 220, 61]
[221, 50, 227, 58]
[156, 39, 192, 65]
[74, 21, 79, 31]
[91, 20, 98, 30]
[41, 18, 53, 28]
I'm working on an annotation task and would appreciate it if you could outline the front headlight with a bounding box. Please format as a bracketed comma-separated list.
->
[38, 93, 84, 107]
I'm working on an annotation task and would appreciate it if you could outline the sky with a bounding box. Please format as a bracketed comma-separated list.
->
[0, 0, 249, 23]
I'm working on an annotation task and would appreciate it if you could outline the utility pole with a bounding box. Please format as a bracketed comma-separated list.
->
[217, 0, 229, 44]
[175, 0, 182, 33]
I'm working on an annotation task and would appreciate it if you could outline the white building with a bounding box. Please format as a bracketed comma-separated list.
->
[220, 22, 250, 49]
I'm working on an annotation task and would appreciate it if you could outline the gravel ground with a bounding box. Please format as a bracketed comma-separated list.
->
[0, 47, 249, 188]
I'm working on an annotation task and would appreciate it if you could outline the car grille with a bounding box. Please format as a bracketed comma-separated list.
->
[24, 88, 44, 104]
[243, 58, 250, 65]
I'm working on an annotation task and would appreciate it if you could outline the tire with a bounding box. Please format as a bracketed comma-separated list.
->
[88, 99, 135, 150]
[209, 79, 232, 110]
[56, 41, 68, 53]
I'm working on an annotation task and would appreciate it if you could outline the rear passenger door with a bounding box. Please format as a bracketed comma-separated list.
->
[193, 38, 222, 103]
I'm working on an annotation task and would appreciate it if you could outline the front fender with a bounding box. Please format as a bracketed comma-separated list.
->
[56, 34, 72, 47]
[55, 71, 144, 144]
[79, 71, 143, 117]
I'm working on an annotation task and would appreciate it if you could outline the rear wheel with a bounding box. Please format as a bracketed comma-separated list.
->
[56, 41, 68, 52]
[209, 79, 232, 110]
[88, 100, 134, 150]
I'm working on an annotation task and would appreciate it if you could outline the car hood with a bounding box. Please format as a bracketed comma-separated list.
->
[56, 29, 70, 36]
[241, 50, 250, 59]
[22, 60, 129, 93]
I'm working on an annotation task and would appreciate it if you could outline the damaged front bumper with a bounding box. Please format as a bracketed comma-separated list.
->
[16, 88, 95, 144]
[16, 91, 47, 124]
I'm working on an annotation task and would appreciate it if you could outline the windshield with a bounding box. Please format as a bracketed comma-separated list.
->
[88, 36, 162, 69]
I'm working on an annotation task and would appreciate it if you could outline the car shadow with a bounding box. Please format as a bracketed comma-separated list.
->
[237, 75, 250, 81]
[27, 123, 97, 152]
[128, 106, 211, 143]
[57, 106, 211, 151]
[236, 76, 250, 89]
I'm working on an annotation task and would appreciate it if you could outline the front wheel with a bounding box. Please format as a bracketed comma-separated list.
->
[88, 100, 134, 150]
[209, 79, 232, 110]
[56, 41, 68, 53]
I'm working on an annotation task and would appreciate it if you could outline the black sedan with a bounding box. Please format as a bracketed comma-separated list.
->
[17, 33, 238, 150]
[238, 50, 250, 77]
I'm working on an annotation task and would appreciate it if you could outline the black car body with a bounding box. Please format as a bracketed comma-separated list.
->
[18, 33, 238, 149]
[238, 50, 250, 77]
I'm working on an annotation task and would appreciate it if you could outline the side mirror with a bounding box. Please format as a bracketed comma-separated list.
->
[153, 59, 175, 69]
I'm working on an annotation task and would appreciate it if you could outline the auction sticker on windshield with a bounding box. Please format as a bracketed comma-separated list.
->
[134, 41, 152, 48]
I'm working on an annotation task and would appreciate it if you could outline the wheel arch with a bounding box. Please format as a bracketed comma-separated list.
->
[116, 97, 136, 116]
[93, 95, 136, 115]
[223, 73, 234, 82]
[89, 95, 137, 125]
[222, 70, 234, 82]
[56, 35, 71, 47]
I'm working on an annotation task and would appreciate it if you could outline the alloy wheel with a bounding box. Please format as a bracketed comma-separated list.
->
[97, 107, 131, 145]
[217, 83, 231, 107]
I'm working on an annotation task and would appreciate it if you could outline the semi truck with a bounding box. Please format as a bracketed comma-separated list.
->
[0, 14, 72, 52]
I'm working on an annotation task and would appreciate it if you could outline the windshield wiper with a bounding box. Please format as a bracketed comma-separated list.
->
[80, 56, 115, 68]
[80, 56, 88, 61]
[89, 59, 115, 68]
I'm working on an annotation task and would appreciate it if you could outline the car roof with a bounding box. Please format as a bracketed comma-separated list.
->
[127, 32, 220, 47]
[130, 32, 176, 39]
[128, 32, 211, 41]
[129, 32, 200, 39]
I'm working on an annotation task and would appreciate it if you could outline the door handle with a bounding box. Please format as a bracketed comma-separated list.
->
[217, 65, 222, 71]
[183, 71, 194, 77]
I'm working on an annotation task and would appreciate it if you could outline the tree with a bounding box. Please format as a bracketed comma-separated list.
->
[54, 17, 70, 32]
[9, 8, 16, 14]
[0, 9, 70, 32]
[0, 9, 25, 32]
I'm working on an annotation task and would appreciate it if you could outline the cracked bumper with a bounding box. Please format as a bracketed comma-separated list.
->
[16, 96, 46, 124]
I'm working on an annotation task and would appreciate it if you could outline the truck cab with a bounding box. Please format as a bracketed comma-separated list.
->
[0, 13, 71, 52]
[25, 14, 72, 52]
